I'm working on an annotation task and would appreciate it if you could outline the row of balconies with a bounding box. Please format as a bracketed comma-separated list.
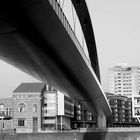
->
[110, 104, 131, 109]
[113, 117, 138, 123]
[42, 112, 57, 116]
[114, 118, 132, 122]
[75, 114, 94, 121]
[42, 119, 56, 124]
[112, 110, 132, 115]
[113, 113, 132, 118]
[109, 99, 131, 105]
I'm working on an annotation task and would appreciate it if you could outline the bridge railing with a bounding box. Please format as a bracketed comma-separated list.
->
[48, 0, 91, 65]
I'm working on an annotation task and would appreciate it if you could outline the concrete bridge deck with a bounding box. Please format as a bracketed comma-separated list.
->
[0, 0, 111, 128]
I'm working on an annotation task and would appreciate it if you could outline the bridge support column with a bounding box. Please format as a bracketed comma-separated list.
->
[97, 111, 106, 128]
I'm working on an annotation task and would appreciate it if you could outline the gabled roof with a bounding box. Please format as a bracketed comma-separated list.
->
[13, 83, 46, 93]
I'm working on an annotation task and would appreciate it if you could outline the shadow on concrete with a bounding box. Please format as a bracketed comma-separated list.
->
[82, 129, 108, 140]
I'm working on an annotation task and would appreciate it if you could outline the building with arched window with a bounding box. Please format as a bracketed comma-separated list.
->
[13, 83, 46, 133]
[0, 83, 74, 133]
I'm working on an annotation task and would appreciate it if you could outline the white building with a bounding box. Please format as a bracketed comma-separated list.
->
[42, 87, 58, 130]
[42, 86, 74, 130]
[132, 95, 140, 118]
[109, 64, 140, 98]
[57, 91, 74, 130]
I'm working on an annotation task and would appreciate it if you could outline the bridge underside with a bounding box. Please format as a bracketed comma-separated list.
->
[0, 0, 111, 125]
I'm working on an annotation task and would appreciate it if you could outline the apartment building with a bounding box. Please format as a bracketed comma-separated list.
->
[71, 101, 96, 129]
[57, 91, 74, 130]
[42, 86, 74, 130]
[42, 86, 58, 130]
[106, 93, 139, 127]
[109, 64, 140, 98]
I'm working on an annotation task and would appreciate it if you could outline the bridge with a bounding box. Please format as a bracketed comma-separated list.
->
[0, 0, 111, 128]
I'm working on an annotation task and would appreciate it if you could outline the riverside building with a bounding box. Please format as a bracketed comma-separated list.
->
[71, 101, 96, 129]
[13, 83, 46, 133]
[0, 98, 13, 131]
[42, 86, 74, 130]
[106, 93, 139, 127]
[12, 83, 74, 133]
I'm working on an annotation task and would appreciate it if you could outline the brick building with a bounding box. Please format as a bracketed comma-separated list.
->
[13, 83, 46, 133]
[106, 93, 140, 127]
[71, 101, 96, 129]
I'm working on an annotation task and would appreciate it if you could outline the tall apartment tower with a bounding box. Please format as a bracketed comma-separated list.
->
[109, 64, 140, 98]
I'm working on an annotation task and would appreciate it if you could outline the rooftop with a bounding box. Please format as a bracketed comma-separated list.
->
[13, 83, 46, 93]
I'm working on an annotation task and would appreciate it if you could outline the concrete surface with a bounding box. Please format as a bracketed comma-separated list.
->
[1, 128, 140, 140]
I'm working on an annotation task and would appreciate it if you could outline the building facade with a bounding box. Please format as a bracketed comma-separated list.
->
[71, 101, 96, 129]
[106, 93, 140, 127]
[132, 95, 140, 120]
[0, 98, 13, 132]
[13, 83, 46, 133]
[42, 86, 74, 130]
[0, 82, 75, 133]
[57, 91, 74, 130]
[42, 86, 58, 130]
[109, 64, 140, 98]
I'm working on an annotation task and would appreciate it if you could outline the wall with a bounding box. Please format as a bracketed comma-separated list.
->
[2, 128, 140, 140]
[0, 120, 13, 130]
[13, 93, 41, 133]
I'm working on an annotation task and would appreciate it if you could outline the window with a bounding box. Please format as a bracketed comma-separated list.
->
[18, 118, 25, 126]
[76, 104, 81, 109]
[0, 104, 4, 112]
[18, 103, 26, 112]
[76, 115, 81, 120]
[6, 108, 9, 116]
[44, 117, 55, 120]
[33, 104, 37, 113]
[76, 110, 81, 114]
[9, 108, 12, 116]
[48, 86, 52, 91]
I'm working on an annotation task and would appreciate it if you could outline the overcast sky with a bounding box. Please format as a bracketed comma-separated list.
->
[88, 0, 140, 91]
[0, 0, 140, 97]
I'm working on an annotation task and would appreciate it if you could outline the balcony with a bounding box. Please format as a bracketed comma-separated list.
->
[43, 119, 56, 124]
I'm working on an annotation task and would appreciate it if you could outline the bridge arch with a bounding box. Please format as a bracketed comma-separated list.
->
[71, 0, 100, 81]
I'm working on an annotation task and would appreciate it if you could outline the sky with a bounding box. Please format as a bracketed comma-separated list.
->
[0, 0, 140, 97]
[88, 0, 140, 91]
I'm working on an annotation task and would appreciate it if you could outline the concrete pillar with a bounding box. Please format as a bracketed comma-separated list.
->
[55, 116, 58, 130]
[61, 116, 63, 130]
[97, 111, 106, 128]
